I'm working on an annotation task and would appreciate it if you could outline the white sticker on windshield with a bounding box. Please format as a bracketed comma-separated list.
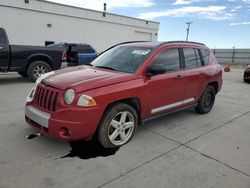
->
[132, 49, 150, 55]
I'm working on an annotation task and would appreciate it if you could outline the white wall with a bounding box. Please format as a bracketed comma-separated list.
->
[0, 0, 159, 52]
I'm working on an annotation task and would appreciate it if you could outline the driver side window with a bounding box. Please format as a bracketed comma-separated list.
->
[152, 48, 180, 72]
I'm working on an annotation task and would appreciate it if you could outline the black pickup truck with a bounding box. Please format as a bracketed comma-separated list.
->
[0, 28, 66, 81]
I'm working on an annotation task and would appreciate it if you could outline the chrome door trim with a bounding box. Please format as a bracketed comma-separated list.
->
[151, 97, 195, 114]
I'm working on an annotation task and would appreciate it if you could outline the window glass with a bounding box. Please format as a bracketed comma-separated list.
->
[152, 48, 180, 72]
[84, 45, 95, 53]
[0, 35, 6, 44]
[200, 49, 209, 66]
[183, 48, 197, 69]
[91, 46, 152, 73]
[195, 49, 202, 67]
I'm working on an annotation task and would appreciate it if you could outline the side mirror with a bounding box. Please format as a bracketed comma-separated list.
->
[147, 64, 166, 76]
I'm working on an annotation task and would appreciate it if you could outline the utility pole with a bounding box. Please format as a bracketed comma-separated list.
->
[186, 22, 193, 41]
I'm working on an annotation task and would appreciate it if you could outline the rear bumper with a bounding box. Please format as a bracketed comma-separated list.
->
[25, 104, 105, 141]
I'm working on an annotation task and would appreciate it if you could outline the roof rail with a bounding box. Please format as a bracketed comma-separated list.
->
[161, 41, 205, 46]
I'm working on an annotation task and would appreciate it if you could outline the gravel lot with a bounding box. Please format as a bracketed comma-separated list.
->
[0, 69, 249, 188]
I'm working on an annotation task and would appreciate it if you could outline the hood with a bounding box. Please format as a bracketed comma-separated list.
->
[42, 66, 136, 93]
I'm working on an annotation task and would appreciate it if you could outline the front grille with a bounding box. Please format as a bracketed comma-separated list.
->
[33, 84, 59, 112]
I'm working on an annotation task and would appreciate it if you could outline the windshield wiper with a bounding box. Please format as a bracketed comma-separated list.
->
[94, 66, 115, 71]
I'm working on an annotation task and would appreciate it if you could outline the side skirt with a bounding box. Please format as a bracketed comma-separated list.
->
[141, 103, 198, 126]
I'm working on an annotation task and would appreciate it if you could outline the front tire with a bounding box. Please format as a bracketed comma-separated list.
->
[27, 61, 52, 82]
[98, 103, 138, 148]
[195, 85, 216, 114]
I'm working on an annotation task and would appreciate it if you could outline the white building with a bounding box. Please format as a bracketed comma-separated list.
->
[0, 0, 159, 52]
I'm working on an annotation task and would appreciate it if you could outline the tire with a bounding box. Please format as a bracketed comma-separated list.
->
[18, 71, 27, 77]
[98, 103, 138, 148]
[27, 61, 52, 82]
[195, 85, 216, 114]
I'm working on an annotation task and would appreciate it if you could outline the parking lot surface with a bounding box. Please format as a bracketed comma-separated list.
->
[0, 69, 249, 188]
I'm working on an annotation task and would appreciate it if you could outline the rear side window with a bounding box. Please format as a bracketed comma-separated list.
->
[195, 49, 202, 67]
[152, 48, 180, 72]
[183, 48, 197, 69]
[200, 49, 210, 66]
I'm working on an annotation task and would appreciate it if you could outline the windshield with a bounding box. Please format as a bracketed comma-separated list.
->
[91, 46, 152, 73]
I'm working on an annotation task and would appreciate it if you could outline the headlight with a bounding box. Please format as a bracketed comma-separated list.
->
[64, 89, 75, 105]
[77, 95, 96, 107]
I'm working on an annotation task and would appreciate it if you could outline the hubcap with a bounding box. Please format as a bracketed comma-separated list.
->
[33, 65, 47, 78]
[108, 111, 135, 146]
[204, 92, 212, 107]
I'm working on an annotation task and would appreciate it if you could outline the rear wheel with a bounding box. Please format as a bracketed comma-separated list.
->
[98, 103, 138, 148]
[27, 61, 52, 82]
[195, 85, 216, 114]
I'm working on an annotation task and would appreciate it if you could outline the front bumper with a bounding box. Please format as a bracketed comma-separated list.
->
[25, 104, 104, 141]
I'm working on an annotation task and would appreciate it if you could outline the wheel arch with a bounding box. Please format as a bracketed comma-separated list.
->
[95, 97, 142, 138]
[26, 54, 53, 71]
[105, 97, 142, 125]
[207, 81, 219, 94]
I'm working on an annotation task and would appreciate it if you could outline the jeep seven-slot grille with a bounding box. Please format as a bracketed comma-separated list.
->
[33, 84, 59, 112]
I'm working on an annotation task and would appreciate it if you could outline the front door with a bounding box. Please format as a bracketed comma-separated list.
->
[145, 48, 185, 116]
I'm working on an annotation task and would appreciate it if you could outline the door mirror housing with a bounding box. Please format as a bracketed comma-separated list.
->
[147, 64, 166, 76]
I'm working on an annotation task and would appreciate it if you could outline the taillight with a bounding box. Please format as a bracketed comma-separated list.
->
[62, 51, 67, 61]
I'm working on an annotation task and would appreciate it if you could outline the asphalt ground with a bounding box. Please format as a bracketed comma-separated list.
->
[0, 69, 249, 188]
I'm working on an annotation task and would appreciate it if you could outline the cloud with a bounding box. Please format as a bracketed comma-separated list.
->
[47, 0, 155, 11]
[137, 6, 233, 20]
[231, 5, 242, 12]
[172, 0, 217, 5]
[229, 21, 250, 26]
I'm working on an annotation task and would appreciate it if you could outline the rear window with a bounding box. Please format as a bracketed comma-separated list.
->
[77, 45, 95, 53]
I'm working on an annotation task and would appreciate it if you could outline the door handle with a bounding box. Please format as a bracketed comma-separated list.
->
[0, 46, 4, 50]
[176, 75, 183, 80]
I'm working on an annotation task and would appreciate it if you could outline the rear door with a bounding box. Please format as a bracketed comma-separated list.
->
[145, 48, 185, 116]
[181, 48, 203, 103]
[0, 29, 10, 69]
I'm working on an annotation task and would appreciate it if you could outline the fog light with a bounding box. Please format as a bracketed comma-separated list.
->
[59, 127, 71, 138]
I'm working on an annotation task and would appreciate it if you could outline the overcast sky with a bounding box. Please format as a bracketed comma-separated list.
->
[47, 0, 250, 48]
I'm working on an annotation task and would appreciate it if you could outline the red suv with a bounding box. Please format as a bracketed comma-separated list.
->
[25, 41, 222, 148]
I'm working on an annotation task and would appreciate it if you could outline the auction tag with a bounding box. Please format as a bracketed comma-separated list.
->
[132, 49, 150, 55]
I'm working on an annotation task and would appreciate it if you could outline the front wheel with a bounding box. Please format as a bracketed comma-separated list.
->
[195, 85, 216, 114]
[98, 103, 138, 148]
[27, 61, 52, 82]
